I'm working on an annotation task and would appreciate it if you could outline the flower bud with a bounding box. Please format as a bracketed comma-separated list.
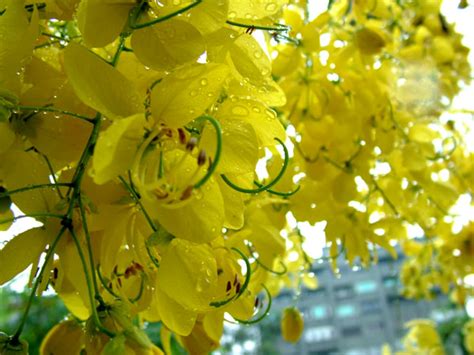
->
[281, 307, 304, 343]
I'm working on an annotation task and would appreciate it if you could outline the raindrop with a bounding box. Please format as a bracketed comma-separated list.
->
[231, 105, 249, 116]
[265, 3, 277, 12]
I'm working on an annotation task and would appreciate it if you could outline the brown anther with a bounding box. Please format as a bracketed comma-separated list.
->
[255, 297, 259, 308]
[245, 26, 256, 35]
[108, 283, 113, 289]
[180, 185, 194, 200]
[235, 282, 241, 294]
[134, 262, 144, 272]
[186, 137, 198, 151]
[178, 128, 186, 144]
[233, 274, 238, 286]
[53, 267, 58, 280]
[226, 281, 232, 292]
[117, 278, 122, 287]
[113, 265, 118, 275]
[197, 149, 207, 166]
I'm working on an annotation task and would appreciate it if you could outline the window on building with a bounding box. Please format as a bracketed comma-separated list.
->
[310, 305, 328, 320]
[383, 276, 398, 289]
[355, 280, 377, 294]
[360, 299, 382, 314]
[336, 304, 357, 318]
[341, 326, 362, 337]
[304, 326, 334, 343]
[335, 285, 354, 299]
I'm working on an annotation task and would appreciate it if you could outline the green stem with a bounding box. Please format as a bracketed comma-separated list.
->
[226, 21, 289, 32]
[371, 176, 400, 216]
[11, 30, 125, 342]
[16, 105, 96, 123]
[69, 228, 115, 337]
[40, 153, 65, 199]
[233, 284, 272, 325]
[119, 175, 158, 232]
[0, 212, 65, 225]
[210, 248, 251, 307]
[221, 138, 289, 194]
[78, 195, 104, 305]
[194, 115, 222, 189]
[248, 244, 287, 275]
[97, 265, 120, 299]
[253, 181, 301, 197]
[130, 0, 203, 30]
[0, 183, 71, 199]
[12, 226, 67, 342]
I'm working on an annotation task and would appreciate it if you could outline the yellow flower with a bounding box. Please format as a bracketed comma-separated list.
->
[281, 306, 304, 343]
[463, 319, 474, 353]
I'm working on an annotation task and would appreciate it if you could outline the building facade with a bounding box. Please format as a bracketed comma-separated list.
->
[267, 248, 449, 355]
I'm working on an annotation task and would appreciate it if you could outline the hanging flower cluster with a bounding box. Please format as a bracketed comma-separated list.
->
[0, 0, 472, 353]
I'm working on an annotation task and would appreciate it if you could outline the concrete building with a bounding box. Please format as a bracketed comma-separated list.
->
[267, 248, 449, 355]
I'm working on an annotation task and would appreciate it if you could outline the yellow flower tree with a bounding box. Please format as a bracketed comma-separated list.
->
[0, 0, 472, 353]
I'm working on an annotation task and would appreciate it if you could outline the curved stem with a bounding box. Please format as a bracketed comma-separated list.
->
[119, 175, 158, 232]
[145, 239, 161, 268]
[248, 245, 287, 275]
[253, 181, 301, 197]
[210, 248, 251, 307]
[0, 212, 65, 225]
[221, 137, 289, 194]
[70, 228, 115, 337]
[15, 105, 96, 123]
[130, 274, 145, 303]
[0, 183, 71, 199]
[12, 226, 67, 342]
[226, 21, 289, 32]
[97, 265, 120, 299]
[194, 115, 222, 189]
[78, 195, 104, 305]
[233, 284, 272, 325]
[130, 0, 203, 30]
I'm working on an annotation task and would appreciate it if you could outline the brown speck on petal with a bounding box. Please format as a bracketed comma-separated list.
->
[186, 137, 198, 151]
[178, 128, 186, 144]
[197, 149, 207, 166]
[180, 186, 194, 200]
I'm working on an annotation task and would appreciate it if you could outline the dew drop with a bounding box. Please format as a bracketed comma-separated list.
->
[231, 105, 249, 116]
[189, 90, 198, 97]
[200, 78, 208, 86]
[265, 3, 277, 12]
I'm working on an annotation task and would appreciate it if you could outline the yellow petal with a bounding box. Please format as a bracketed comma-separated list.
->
[76, 0, 133, 48]
[157, 239, 217, 311]
[0, 0, 38, 95]
[200, 118, 258, 175]
[216, 98, 285, 147]
[40, 320, 84, 355]
[229, 34, 271, 82]
[228, 0, 288, 20]
[150, 63, 229, 128]
[131, 19, 205, 72]
[91, 113, 146, 184]
[154, 286, 197, 336]
[64, 43, 142, 119]
[0, 227, 47, 286]
[1, 150, 57, 214]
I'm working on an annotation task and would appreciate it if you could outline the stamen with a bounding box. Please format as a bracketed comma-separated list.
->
[198, 149, 207, 166]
